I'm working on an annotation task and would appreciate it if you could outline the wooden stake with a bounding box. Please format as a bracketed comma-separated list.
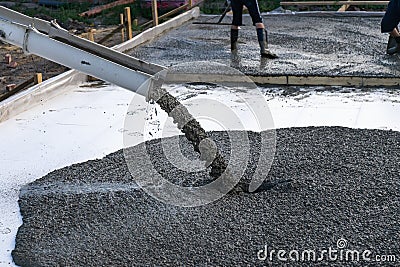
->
[34, 73, 43, 84]
[88, 29, 95, 42]
[120, 13, 125, 42]
[151, 0, 159, 26]
[6, 84, 16, 92]
[4, 54, 12, 64]
[188, 0, 193, 8]
[0, 77, 35, 102]
[133, 19, 138, 29]
[338, 0, 352, 11]
[124, 7, 133, 40]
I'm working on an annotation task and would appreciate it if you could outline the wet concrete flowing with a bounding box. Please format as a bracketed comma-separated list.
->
[12, 127, 400, 266]
[148, 81, 228, 178]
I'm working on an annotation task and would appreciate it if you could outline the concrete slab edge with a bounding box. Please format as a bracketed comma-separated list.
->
[0, 70, 85, 123]
[262, 11, 385, 17]
[0, 7, 200, 123]
[250, 75, 400, 87]
[163, 73, 400, 87]
[200, 11, 385, 19]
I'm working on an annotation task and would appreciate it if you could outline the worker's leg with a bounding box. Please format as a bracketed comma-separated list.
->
[245, 0, 278, 58]
[231, 0, 243, 51]
[381, 0, 400, 54]
[390, 27, 400, 37]
[231, 26, 239, 51]
[386, 27, 400, 54]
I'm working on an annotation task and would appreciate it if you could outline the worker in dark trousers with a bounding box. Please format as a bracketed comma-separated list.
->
[381, 0, 400, 54]
[230, 0, 278, 58]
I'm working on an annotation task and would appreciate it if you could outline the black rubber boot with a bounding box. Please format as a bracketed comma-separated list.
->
[231, 29, 239, 51]
[386, 35, 398, 55]
[386, 35, 400, 55]
[256, 28, 278, 59]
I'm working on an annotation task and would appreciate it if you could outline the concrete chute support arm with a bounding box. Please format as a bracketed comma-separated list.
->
[0, 6, 166, 98]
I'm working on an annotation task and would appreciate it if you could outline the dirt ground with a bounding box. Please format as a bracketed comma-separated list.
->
[0, 44, 68, 96]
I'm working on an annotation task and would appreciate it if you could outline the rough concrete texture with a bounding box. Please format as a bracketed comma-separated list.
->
[128, 14, 400, 77]
[13, 127, 400, 266]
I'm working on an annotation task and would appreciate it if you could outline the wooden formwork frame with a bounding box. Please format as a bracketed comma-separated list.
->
[88, 0, 203, 45]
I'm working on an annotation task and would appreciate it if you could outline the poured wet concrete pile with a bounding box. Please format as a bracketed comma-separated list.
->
[12, 126, 400, 266]
[129, 14, 400, 77]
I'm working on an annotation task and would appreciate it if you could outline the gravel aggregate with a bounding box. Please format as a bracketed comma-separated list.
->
[12, 127, 400, 266]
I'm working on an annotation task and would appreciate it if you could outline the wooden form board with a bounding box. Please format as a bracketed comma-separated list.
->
[79, 0, 136, 17]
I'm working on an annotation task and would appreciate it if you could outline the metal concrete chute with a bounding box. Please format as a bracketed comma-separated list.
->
[0, 6, 234, 186]
[0, 5, 52, 33]
[0, 6, 165, 98]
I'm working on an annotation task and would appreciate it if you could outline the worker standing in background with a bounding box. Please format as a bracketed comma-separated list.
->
[230, 0, 278, 58]
[381, 0, 400, 54]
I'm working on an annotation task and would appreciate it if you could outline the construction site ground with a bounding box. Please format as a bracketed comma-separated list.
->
[1, 13, 400, 266]
[130, 13, 399, 78]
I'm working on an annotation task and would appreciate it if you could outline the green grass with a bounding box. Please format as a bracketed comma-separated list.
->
[11, 2, 91, 24]
[258, 0, 281, 12]
[9, 1, 146, 26]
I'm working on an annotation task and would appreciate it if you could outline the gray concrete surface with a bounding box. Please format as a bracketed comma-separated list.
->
[128, 14, 400, 77]
[12, 127, 400, 266]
